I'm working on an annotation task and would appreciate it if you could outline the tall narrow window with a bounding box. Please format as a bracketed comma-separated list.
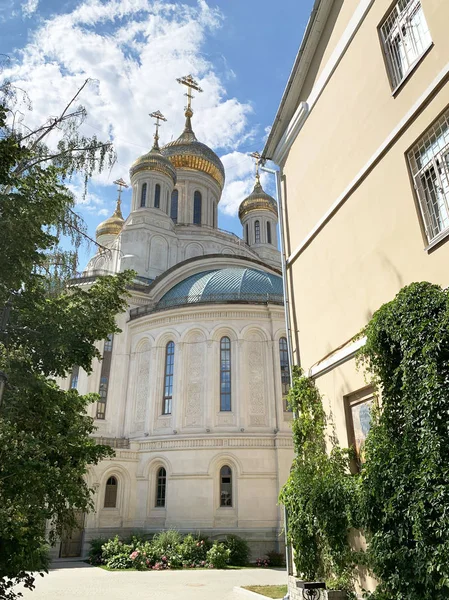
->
[156, 467, 167, 507]
[104, 476, 118, 508]
[70, 365, 79, 389]
[380, 0, 432, 90]
[254, 220, 260, 244]
[267, 221, 272, 244]
[220, 336, 231, 412]
[154, 183, 161, 209]
[279, 337, 291, 411]
[140, 183, 147, 207]
[163, 341, 175, 415]
[193, 191, 202, 225]
[245, 224, 249, 243]
[97, 334, 113, 419]
[220, 466, 232, 507]
[408, 109, 449, 243]
[170, 189, 178, 223]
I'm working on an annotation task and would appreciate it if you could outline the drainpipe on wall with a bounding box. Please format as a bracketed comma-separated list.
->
[262, 165, 295, 585]
[261, 166, 296, 381]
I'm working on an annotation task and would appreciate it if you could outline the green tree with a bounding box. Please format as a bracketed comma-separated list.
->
[358, 282, 449, 600]
[279, 367, 361, 593]
[0, 82, 132, 598]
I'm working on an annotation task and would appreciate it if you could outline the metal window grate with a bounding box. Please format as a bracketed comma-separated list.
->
[380, 0, 431, 89]
[408, 110, 449, 243]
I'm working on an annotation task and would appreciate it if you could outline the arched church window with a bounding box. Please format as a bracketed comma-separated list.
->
[70, 365, 79, 389]
[140, 183, 147, 207]
[267, 221, 272, 245]
[279, 337, 291, 411]
[220, 336, 231, 412]
[193, 191, 202, 225]
[104, 476, 118, 508]
[255, 220, 260, 244]
[156, 467, 166, 507]
[220, 465, 232, 507]
[245, 224, 249, 244]
[154, 183, 161, 209]
[170, 190, 178, 223]
[163, 341, 175, 415]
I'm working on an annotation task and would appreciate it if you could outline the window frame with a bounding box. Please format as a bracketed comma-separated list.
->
[162, 341, 175, 415]
[254, 220, 261, 244]
[267, 221, 272, 245]
[344, 387, 375, 472]
[279, 337, 291, 411]
[170, 189, 178, 223]
[104, 475, 118, 508]
[193, 190, 202, 225]
[219, 465, 232, 507]
[70, 365, 79, 390]
[219, 336, 232, 412]
[408, 110, 449, 247]
[154, 183, 161, 209]
[140, 182, 147, 208]
[155, 467, 167, 508]
[379, 0, 432, 92]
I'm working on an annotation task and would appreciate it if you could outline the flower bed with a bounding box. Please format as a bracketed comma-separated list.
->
[88, 530, 250, 570]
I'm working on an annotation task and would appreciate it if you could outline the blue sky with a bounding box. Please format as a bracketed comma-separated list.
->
[1, 0, 313, 269]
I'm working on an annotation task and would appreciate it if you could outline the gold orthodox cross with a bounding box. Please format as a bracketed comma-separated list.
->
[249, 151, 262, 184]
[113, 178, 128, 202]
[149, 110, 167, 145]
[176, 74, 203, 113]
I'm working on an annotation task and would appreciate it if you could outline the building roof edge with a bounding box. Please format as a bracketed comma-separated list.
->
[263, 0, 333, 161]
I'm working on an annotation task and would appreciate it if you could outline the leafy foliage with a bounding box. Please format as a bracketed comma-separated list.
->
[223, 534, 250, 566]
[358, 282, 449, 599]
[279, 367, 360, 592]
[0, 82, 131, 599]
[206, 543, 231, 569]
[91, 532, 229, 570]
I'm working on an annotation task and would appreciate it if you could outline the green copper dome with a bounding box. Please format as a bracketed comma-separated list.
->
[157, 267, 283, 310]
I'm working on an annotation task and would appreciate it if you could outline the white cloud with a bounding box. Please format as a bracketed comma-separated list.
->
[66, 180, 109, 217]
[21, 0, 38, 17]
[3, 0, 261, 220]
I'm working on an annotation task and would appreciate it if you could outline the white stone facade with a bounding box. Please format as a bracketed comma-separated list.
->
[58, 112, 293, 559]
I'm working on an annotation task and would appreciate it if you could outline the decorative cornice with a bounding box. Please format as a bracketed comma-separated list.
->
[136, 436, 293, 451]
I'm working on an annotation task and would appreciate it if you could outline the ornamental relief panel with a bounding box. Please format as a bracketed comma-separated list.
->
[132, 341, 151, 432]
[247, 334, 267, 427]
[184, 334, 204, 428]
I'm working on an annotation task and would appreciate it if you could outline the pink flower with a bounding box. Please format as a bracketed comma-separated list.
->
[162, 555, 167, 562]
[130, 551, 139, 560]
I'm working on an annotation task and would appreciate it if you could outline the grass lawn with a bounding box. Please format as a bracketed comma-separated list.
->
[243, 585, 287, 598]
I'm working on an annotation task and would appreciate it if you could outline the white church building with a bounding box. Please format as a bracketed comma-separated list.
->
[58, 78, 294, 559]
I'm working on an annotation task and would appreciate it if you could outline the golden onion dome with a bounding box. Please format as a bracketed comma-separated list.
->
[130, 136, 177, 183]
[238, 176, 278, 220]
[162, 109, 225, 190]
[96, 197, 125, 239]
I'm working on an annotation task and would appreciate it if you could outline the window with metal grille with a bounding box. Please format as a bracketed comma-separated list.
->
[220, 336, 231, 412]
[408, 110, 449, 244]
[70, 365, 79, 389]
[104, 476, 118, 508]
[193, 191, 202, 225]
[155, 467, 166, 507]
[163, 341, 174, 415]
[220, 465, 232, 507]
[154, 183, 161, 208]
[267, 221, 272, 245]
[380, 0, 431, 90]
[279, 337, 291, 411]
[140, 183, 147, 207]
[170, 190, 178, 223]
[254, 220, 260, 244]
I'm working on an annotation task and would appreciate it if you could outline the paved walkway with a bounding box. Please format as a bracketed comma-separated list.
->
[18, 563, 287, 600]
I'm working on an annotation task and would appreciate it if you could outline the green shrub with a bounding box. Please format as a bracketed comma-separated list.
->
[224, 535, 250, 566]
[266, 551, 285, 567]
[180, 534, 208, 567]
[106, 552, 134, 570]
[151, 529, 182, 552]
[101, 535, 133, 569]
[88, 538, 107, 565]
[206, 542, 231, 569]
